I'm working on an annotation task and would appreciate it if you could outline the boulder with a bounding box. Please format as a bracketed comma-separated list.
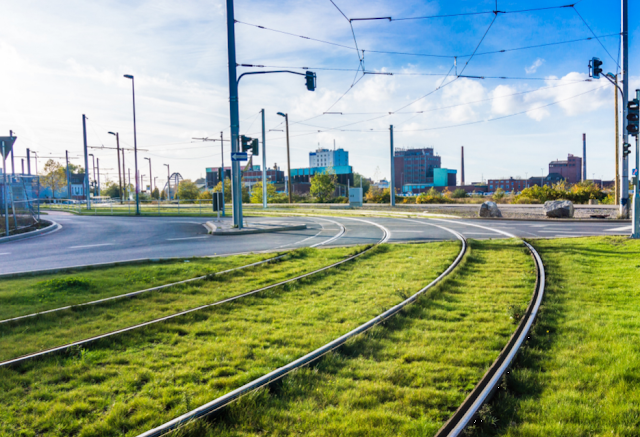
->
[479, 201, 502, 218]
[543, 200, 574, 218]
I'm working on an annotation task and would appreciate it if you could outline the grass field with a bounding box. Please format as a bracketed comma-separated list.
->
[0, 252, 276, 320]
[0, 246, 364, 361]
[471, 236, 640, 437]
[0, 241, 463, 436]
[172, 239, 536, 437]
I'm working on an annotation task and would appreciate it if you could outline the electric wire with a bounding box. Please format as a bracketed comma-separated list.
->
[572, 6, 619, 67]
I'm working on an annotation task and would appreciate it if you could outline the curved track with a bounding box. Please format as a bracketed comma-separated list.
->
[0, 225, 389, 369]
[137, 223, 466, 437]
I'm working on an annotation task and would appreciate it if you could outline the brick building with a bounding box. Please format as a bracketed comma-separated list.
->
[393, 147, 441, 191]
[549, 154, 582, 184]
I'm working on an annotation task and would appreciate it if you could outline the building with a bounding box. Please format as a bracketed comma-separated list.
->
[549, 154, 582, 184]
[393, 147, 442, 191]
[242, 165, 285, 187]
[290, 165, 353, 186]
[373, 179, 389, 190]
[309, 148, 349, 168]
[488, 177, 530, 192]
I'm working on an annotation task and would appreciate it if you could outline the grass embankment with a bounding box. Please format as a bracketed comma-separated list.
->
[175, 239, 536, 436]
[0, 242, 460, 436]
[472, 237, 640, 437]
[0, 247, 363, 361]
[0, 252, 274, 320]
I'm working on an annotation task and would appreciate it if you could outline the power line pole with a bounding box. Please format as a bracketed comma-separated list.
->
[221, 132, 226, 217]
[26, 149, 31, 175]
[621, 0, 629, 218]
[261, 109, 267, 209]
[82, 115, 90, 209]
[122, 148, 126, 201]
[284, 113, 292, 204]
[164, 164, 170, 200]
[66, 150, 71, 199]
[390, 125, 395, 207]
[615, 74, 620, 204]
[633, 89, 640, 238]
[96, 158, 101, 196]
[145, 157, 152, 193]
[226, 0, 243, 228]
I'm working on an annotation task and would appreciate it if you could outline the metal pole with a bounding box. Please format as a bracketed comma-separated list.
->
[116, 133, 123, 203]
[26, 149, 31, 175]
[220, 131, 225, 217]
[285, 113, 292, 204]
[615, 75, 620, 204]
[2, 141, 8, 236]
[122, 147, 127, 201]
[390, 125, 395, 206]
[226, 0, 243, 228]
[96, 157, 100, 196]
[10, 130, 14, 176]
[66, 150, 71, 199]
[165, 164, 170, 200]
[632, 89, 640, 238]
[582, 133, 586, 182]
[621, 0, 629, 218]
[21, 159, 24, 175]
[126, 76, 141, 215]
[82, 115, 90, 209]
[261, 109, 267, 208]
[145, 157, 152, 193]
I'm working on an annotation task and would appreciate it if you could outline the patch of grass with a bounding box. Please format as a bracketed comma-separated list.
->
[0, 253, 276, 320]
[472, 236, 640, 437]
[174, 239, 535, 437]
[0, 246, 362, 361]
[0, 242, 461, 436]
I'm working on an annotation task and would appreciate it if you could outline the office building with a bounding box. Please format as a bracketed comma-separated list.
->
[393, 147, 441, 191]
[309, 148, 349, 168]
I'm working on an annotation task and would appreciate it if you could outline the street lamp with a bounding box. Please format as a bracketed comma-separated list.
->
[276, 112, 292, 204]
[144, 157, 152, 193]
[108, 131, 124, 203]
[89, 153, 96, 196]
[123, 74, 140, 215]
[164, 163, 170, 200]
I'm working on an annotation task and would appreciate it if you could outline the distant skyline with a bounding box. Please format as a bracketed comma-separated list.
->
[1, 0, 638, 188]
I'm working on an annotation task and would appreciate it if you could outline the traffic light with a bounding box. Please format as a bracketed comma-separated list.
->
[250, 138, 259, 156]
[305, 71, 316, 91]
[627, 99, 639, 136]
[590, 57, 603, 79]
[241, 135, 251, 151]
[623, 142, 631, 158]
[218, 167, 223, 182]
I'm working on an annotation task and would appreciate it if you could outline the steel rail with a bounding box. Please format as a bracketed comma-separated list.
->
[136, 224, 464, 437]
[0, 218, 345, 325]
[0, 228, 388, 369]
[434, 239, 545, 436]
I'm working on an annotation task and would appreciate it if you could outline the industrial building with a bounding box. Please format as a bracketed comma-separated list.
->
[549, 154, 583, 184]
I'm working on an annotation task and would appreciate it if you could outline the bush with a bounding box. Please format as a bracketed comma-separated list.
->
[493, 187, 506, 201]
[415, 187, 455, 204]
[451, 188, 468, 199]
[512, 181, 606, 204]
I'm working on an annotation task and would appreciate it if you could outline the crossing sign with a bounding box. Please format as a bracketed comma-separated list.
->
[231, 152, 248, 162]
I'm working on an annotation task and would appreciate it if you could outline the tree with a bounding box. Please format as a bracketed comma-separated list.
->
[250, 181, 278, 203]
[213, 178, 232, 202]
[354, 173, 371, 195]
[451, 188, 468, 198]
[152, 187, 160, 200]
[102, 181, 121, 198]
[310, 172, 336, 203]
[176, 179, 200, 200]
[40, 159, 66, 199]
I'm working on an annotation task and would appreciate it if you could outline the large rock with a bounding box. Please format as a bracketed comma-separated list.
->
[544, 200, 574, 218]
[479, 201, 502, 218]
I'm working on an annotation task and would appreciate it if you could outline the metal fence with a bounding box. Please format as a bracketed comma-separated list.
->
[42, 198, 227, 217]
[0, 174, 41, 236]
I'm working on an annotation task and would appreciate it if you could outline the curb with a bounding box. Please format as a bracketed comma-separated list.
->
[206, 221, 307, 235]
[431, 215, 632, 223]
[0, 220, 61, 244]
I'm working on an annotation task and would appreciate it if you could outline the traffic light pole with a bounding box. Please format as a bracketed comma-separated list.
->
[390, 125, 395, 207]
[621, 0, 629, 218]
[220, 131, 225, 217]
[633, 90, 640, 239]
[261, 109, 267, 209]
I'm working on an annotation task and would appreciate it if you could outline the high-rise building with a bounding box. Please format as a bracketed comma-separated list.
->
[309, 148, 349, 168]
[393, 147, 441, 191]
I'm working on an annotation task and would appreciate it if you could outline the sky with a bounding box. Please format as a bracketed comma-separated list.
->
[1, 0, 639, 190]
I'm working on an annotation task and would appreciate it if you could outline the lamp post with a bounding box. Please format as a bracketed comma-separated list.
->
[144, 157, 152, 193]
[89, 153, 96, 196]
[96, 157, 101, 196]
[164, 164, 170, 200]
[276, 112, 292, 203]
[108, 132, 123, 203]
[123, 74, 140, 215]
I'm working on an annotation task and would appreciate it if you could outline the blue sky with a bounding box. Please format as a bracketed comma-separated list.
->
[1, 0, 638, 187]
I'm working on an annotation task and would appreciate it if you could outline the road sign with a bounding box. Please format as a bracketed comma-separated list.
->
[0, 136, 17, 159]
[633, 169, 638, 176]
[231, 152, 248, 162]
[212, 192, 224, 212]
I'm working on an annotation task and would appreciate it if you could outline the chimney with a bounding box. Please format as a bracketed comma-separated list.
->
[582, 133, 586, 182]
[461, 146, 465, 186]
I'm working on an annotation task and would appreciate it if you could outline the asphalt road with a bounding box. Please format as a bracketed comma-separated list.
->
[0, 211, 630, 274]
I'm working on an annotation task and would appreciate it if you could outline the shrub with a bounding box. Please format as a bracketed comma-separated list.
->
[37, 277, 92, 293]
[451, 188, 468, 199]
[493, 187, 506, 201]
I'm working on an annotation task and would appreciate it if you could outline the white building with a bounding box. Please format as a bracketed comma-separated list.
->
[309, 148, 349, 168]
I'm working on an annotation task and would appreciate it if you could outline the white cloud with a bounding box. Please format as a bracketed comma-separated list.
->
[525, 58, 544, 74]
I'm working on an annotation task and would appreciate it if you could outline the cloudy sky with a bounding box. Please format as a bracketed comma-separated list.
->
[1, 0, 638, 189]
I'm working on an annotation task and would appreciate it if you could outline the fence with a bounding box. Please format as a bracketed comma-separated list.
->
[42, 198, 228, 217]
[0, 174, 41, 236]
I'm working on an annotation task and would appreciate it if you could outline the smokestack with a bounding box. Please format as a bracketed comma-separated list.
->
[461, 146, 465, 185]
[582, 133, 586, 182]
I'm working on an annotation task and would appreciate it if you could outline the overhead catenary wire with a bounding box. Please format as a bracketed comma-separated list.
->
[571, 6, 619, 67]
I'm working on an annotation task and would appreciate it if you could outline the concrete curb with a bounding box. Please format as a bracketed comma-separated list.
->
[429, 214, 632, 223]
[206, 221, 307, 235]
[0, 220, 61, 244]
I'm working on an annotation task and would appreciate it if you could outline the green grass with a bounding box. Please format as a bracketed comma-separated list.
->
[0, 246, 363, 361]
[471, 236, 640, 437]
[0, 252, 276, 320]
[0, 242, 461, 436]
[172, 239, 536, 437]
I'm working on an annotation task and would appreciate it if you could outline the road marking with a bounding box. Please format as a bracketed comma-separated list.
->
[528, 224, 549, 227]
[69, 243, 114, 249]
[462, 232, 499, 236]
[166, 236, 209, 241]
[392, 230, 424, 233]
[430, 219, 517, 238]
[538, 230, 592, 234]
[0, 253, 11, 256]
[605, 225, 632, 232]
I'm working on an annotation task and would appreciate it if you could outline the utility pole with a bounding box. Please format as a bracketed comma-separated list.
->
[121, 148, 126, 201]
[26, 148, 31, 175]
[82, 115, 90, 209]
[261, 109, 267, 209]
[109, 132, 124, 203]
[277, 112, 292, 203]
[66, 150, 71, 199]
[221, 132, 225, 216]
[96, 158, 101, 196]
[145, 157, 152, 193]
[390, 125, 395, 206]
[123, 74, 140, 215]
[21, 159, 24, 175]
[89, 154, 96, 196]
[632, 89, 640, 238]
[615, 75, 620, 204]
[226, 0, 243, 228]
[582, 134, 587, 182]
[10, 130, 14, 176]
[164, 164, 170, 199]
[2, 139, 8, 236]
[621, 0, 629, 218]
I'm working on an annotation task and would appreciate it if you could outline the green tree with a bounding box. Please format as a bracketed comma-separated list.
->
[310, 172, 336, 202]
[354, 173, 371, 195]
[213, 178, 232, 202]
[493, 187, 506, 201]
[250, 181, 278, 203]
[40, 159, 66, 199]
[451, 188, 468, 198]
[152, 187, 160, 200]
[176, 179, 200, 200]
[102, 181, 121, 198]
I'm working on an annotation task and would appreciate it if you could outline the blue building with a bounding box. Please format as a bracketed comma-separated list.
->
[309, 148, 349, 168]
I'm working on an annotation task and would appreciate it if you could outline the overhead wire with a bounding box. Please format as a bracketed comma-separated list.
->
[571, 6, 620, 67]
